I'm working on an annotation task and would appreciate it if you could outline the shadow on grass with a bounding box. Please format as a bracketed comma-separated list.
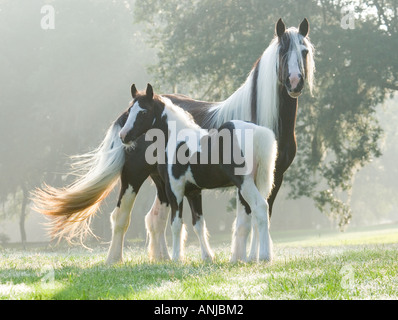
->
[47, 251, 328, 299]
[0, 244, 233, 299]
[49, 256, 231, 300]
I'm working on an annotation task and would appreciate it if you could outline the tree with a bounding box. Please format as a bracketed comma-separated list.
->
[133, 0, 397, 228]
[0, 0, 153, 243]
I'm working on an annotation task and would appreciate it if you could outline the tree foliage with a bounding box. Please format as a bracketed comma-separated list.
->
[0, 0, 152, 240]
[134, 0, 397, 227]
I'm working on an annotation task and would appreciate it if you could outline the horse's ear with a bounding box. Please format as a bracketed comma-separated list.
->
[146, 83, 154, 100]
[299, 18, 309, 37]
[131, 84, 138, 98]
[276, 18, 286, 38]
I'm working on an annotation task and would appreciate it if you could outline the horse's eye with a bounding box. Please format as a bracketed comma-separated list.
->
[141, 110, 148, 114]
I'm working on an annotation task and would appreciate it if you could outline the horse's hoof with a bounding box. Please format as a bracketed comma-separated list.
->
[105, 257, 123, 265]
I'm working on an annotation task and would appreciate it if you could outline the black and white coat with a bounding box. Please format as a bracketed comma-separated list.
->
[119, 85, 277, 261]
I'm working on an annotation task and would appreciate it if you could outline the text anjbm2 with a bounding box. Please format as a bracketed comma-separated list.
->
[154, 304, 244, 317]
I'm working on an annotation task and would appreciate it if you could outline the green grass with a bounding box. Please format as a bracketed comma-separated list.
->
[1, 224, 398, 300]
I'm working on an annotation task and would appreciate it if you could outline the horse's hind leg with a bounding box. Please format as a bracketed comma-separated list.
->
[239, 177, 272, 262]
[145, 197, 170, 261]
[145, 173, 171, 261]
[187, 192, 214, 261]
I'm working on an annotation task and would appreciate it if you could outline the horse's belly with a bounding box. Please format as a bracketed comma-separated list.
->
[190, 164, 233, 189]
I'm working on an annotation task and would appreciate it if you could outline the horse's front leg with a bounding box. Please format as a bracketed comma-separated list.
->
[187, 192, 214, 261]
[248, 220, 259, 262]
[240, 178, 272, 263]
[145, 172, 171, 261]
[170, 200, 186, 261]
[106, 153, 151, 265]
[231, 189, 251, 262]
[106, 182, 136, 265]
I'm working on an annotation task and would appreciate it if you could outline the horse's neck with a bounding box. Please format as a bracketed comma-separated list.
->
[162, 107, 206, 164]
[165, 109, 198, 130]
[163, 106, 205, 144]
[277, 86, 298, 144]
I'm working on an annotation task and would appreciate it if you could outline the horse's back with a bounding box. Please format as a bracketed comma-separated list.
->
[162, 94, 219, 128]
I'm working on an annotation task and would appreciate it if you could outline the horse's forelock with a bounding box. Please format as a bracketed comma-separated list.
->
[277, 27, 315, 93]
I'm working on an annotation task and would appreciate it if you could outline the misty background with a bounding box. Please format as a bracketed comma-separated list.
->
[0, 0, 397, 246]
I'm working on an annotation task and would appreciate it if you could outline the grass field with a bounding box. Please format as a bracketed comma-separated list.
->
[0, 224, 397, 300]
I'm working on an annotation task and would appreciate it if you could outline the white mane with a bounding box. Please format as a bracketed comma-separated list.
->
[160, 97, 207, 166]
[206, 39, 280, 135]
[205, 29, 315, 138]
[256, 38, 280, 135]
[161, 96, 202, 131]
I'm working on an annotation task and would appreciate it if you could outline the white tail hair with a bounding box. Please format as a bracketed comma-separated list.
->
[31, 122, 125, 243]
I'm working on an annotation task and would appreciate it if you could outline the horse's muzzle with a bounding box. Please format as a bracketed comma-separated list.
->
[285, 74, 304, 98]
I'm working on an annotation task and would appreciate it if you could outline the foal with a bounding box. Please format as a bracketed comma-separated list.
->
[120, 84, 277, 262]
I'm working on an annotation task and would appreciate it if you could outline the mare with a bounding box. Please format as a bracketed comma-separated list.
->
[32, 18, 315, 264]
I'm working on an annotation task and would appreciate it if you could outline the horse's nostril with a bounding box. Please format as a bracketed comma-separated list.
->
[288, 73, 303, 91]
[119, 132, 126, 143]
[293, 77, 304, 92]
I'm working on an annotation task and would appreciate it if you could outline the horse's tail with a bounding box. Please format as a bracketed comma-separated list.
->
[253, 126, 277, 199]
[31, 121, 125, 243]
